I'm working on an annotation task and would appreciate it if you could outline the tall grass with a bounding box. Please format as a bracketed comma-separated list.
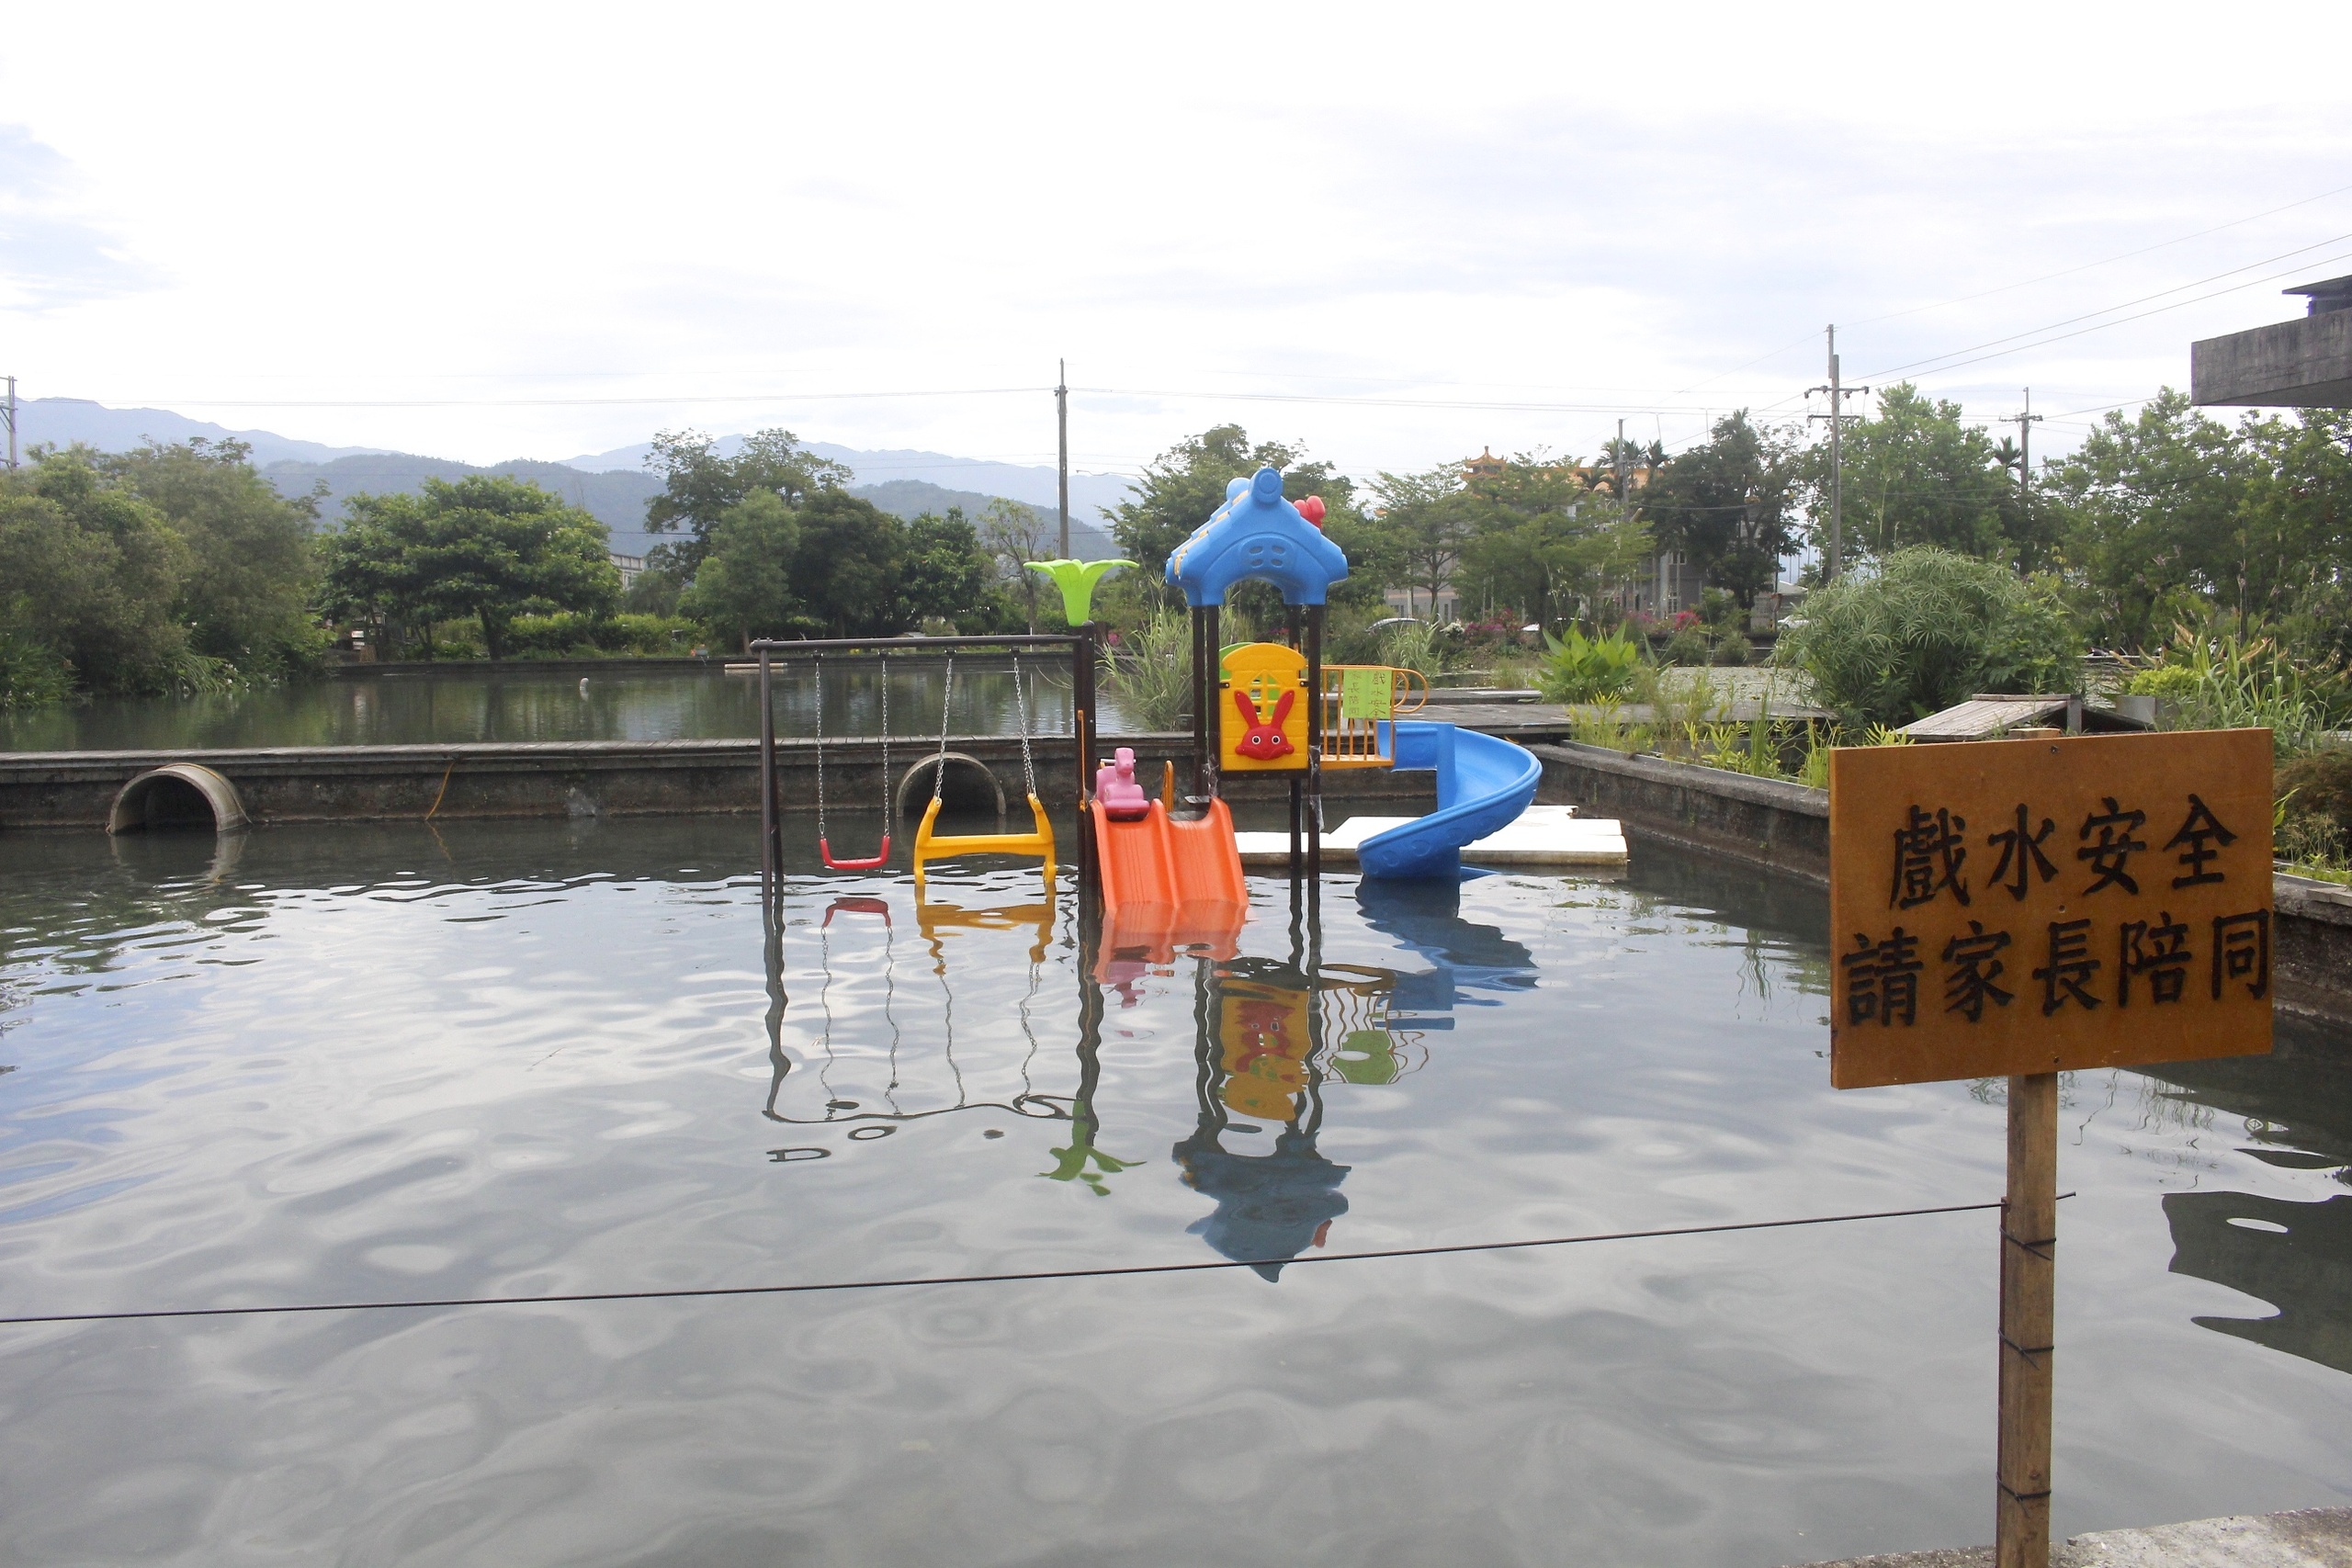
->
[1106, 609, 1194, 730]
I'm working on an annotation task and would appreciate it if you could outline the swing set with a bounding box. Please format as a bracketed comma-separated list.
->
[753, 632, 1100, 905]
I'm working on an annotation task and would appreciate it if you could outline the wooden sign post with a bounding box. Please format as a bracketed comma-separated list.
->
[1828, 729, 2273, 1568]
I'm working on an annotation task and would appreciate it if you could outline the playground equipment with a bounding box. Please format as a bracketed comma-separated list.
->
[814, 654, 891, 871]
[1093, 747, 1152, 820]
[911, 654, 1055, 891]
[752, 633, 1099, 908]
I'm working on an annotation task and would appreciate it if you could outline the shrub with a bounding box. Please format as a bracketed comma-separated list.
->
[501, 612, 707, 658]
[1780, 547, 2080, 727]
[0, 627, 74, 708]
[1377, 618, 1462, 679]
[2278, 749, 2352, 835]
[1661, 626, 1713, 667]
[2124, 664, 2201, 701]
[2150, 630, 2347, 759]
[1536, 626, 1642, 703]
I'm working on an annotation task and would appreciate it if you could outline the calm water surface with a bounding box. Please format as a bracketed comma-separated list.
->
[0, 818, 2346, 1565]
[0, 660, 1132, 751]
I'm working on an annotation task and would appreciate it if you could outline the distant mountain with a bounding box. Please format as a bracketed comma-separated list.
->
[562, 436, 1136, 534]
[19, 398, 1136, 561]
[14, 397, 387, 468]
[259, 455, 668, 553]
[854, 479, 1120, 559]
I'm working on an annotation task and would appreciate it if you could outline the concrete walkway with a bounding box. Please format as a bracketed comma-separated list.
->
[1793, 1509, 2352, 1568]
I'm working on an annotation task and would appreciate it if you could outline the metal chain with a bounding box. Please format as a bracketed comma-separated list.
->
[813, 655, 826, 840]
[1012, 656, 1037, 800]
[933, 656, 955, 801]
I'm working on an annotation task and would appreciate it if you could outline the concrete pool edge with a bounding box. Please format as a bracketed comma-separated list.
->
[1531, 739, 2352, 1024]
[1786, 1506, 2352, 1568]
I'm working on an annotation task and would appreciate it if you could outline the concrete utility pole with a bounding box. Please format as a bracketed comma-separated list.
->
[1056, 360, 1070, 559]
[5, 375, 16, 470]
[2007, 388, 2044, 500]
[1807, 325, 1869, 582]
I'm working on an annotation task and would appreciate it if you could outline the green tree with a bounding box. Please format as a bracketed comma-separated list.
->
[896, 508, 995, 629]
[0, 446, 190, 695]
[677, 490, 802, 647]
[786, 490, 903, 637]
[642, 428, 852, 573]
[978, 497, 1053, 631]
[2041, 390, 2267, 651]
[1107, 425, 1370, 608]
[1781, 546, 2080, 726]
[102, 438, 323, 676]
[1453, 455, 1650, 627]
[1365, 464, 1471, 617]
[322, 476, 619, 660]
[1815, 383, 2043, 567]
[1645, 412, 1801, 606]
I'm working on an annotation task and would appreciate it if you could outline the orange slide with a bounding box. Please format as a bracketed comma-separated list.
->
[1091, 798, 1248, 964]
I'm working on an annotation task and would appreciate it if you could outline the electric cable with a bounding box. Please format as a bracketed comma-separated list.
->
[0, 1195, 2070, 1328]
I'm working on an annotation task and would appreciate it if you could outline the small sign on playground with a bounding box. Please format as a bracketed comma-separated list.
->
[1826, 728, 2273, 1089]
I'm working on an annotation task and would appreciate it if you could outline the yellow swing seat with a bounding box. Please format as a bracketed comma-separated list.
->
[908, 652, 1055, 891]
[911, 793, 1056, 889]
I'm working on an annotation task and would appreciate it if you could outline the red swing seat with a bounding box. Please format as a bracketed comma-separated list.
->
[820, 834, 892, 872]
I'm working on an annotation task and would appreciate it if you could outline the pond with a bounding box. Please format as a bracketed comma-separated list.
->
[0, 660, 1136, 752]
[0, 817, 2346, 1565]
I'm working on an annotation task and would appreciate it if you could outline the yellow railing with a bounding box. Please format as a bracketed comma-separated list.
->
[1318, 665, 1426, 770]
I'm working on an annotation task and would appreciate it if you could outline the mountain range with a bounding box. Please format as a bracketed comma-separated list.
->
[14, 398, 1130, 559]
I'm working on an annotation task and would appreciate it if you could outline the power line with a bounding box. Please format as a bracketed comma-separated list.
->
[1846, 178, 2352, 329]
[0, 1197, 2026, 1328]
[1860, 232, 2352, 382]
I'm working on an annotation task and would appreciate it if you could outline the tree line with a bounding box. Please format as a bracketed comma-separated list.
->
[4, 389, 2344, 709]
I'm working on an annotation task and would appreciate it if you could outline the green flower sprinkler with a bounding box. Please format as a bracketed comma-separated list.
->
[1025, 558, 1134, 626]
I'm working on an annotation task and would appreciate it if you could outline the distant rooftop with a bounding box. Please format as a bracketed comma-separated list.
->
[2285, 273, 2352, 316]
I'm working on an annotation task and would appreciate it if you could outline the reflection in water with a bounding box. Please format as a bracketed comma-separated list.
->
[763, 891, 1071, 1134]
[1353, 874, 1539, 1027]
[2164, 1191, 2352, 1374]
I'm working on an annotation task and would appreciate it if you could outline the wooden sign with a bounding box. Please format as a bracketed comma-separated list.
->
[1828, 729, 2273, 1089]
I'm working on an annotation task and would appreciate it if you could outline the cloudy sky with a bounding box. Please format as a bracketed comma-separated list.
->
[4, 2, 2349, 483]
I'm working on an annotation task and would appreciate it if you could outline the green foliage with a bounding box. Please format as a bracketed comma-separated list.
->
[1644, 411, 1801, 606]
[0, 446, 192, 696]
[1451, 456, 1650, 627]
[643, 428, 851, 573]
[0, 626, 74, 708]
[1661, 626, 1713, 666]
[896, 510, 994, 630]
[1107, 425, 1374, 609]
[1536, 625, 1642, 702]
[499, 612, 705, 657]
[1808, 383, 2047, 568]
[621, 564, 684, 616]
[680, 490, 802, 645]
[2150, 630, 2346, 759]
[322, 475, 619, 660]
[105, 439, 324, 678]
[1364, 464, 1473, 612]
[1376, 618, 1462, 680]
[978, 497, 1055, 631]
[2042, 393, 2352, 652]
[789, 491, 906, 637]
[2124, 663, 2201, 700]
[1781, 546, 2080, 727]
[1105, 609, 1194, 730]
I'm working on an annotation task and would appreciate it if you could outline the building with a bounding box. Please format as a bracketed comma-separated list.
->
[2191, 273, 2352, 410]
[609, 552, 646, 589]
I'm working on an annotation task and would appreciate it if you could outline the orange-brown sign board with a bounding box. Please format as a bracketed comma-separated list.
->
[1828, 729, 2273, 1089]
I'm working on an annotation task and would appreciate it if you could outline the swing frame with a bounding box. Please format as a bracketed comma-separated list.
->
[911, 652, 1056, 891]
[813, 651, 893, 871]
[752, 633, 1099, 908]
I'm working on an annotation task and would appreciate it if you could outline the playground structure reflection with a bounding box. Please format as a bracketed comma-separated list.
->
[761, 874, 1542, 1272]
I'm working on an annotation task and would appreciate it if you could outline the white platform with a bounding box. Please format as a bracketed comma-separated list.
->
[1235, 805, 1628, 868]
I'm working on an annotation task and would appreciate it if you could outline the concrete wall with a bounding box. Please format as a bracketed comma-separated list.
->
[0, 734, 1432, 830]
[1531, 739, 1830, 885]
[1532, 739, 2352, 1022]
[2191, 309, 2352, 408]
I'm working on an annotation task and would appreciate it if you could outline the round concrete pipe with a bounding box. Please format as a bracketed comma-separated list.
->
[108, 763, 251, 834]
[894, 753, 1007, 821]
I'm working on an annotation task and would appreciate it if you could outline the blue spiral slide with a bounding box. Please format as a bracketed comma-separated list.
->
[1356, 720, 1543, 880]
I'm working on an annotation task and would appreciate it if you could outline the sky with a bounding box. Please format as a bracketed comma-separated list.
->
[4, 1, 2350, 488]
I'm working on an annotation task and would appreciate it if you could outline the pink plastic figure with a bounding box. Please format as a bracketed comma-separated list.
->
[1095, 746, 1152, 820]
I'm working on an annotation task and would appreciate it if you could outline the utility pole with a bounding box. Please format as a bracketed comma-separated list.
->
[1056, 359, 1070, 560]
[4, 375, 16, 471]
[2007, 388, 2043, 500]
[1807, 325, 1869, 582]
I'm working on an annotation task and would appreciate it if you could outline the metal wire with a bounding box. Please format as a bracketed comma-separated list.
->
[0, 1197, 2065, 1328]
